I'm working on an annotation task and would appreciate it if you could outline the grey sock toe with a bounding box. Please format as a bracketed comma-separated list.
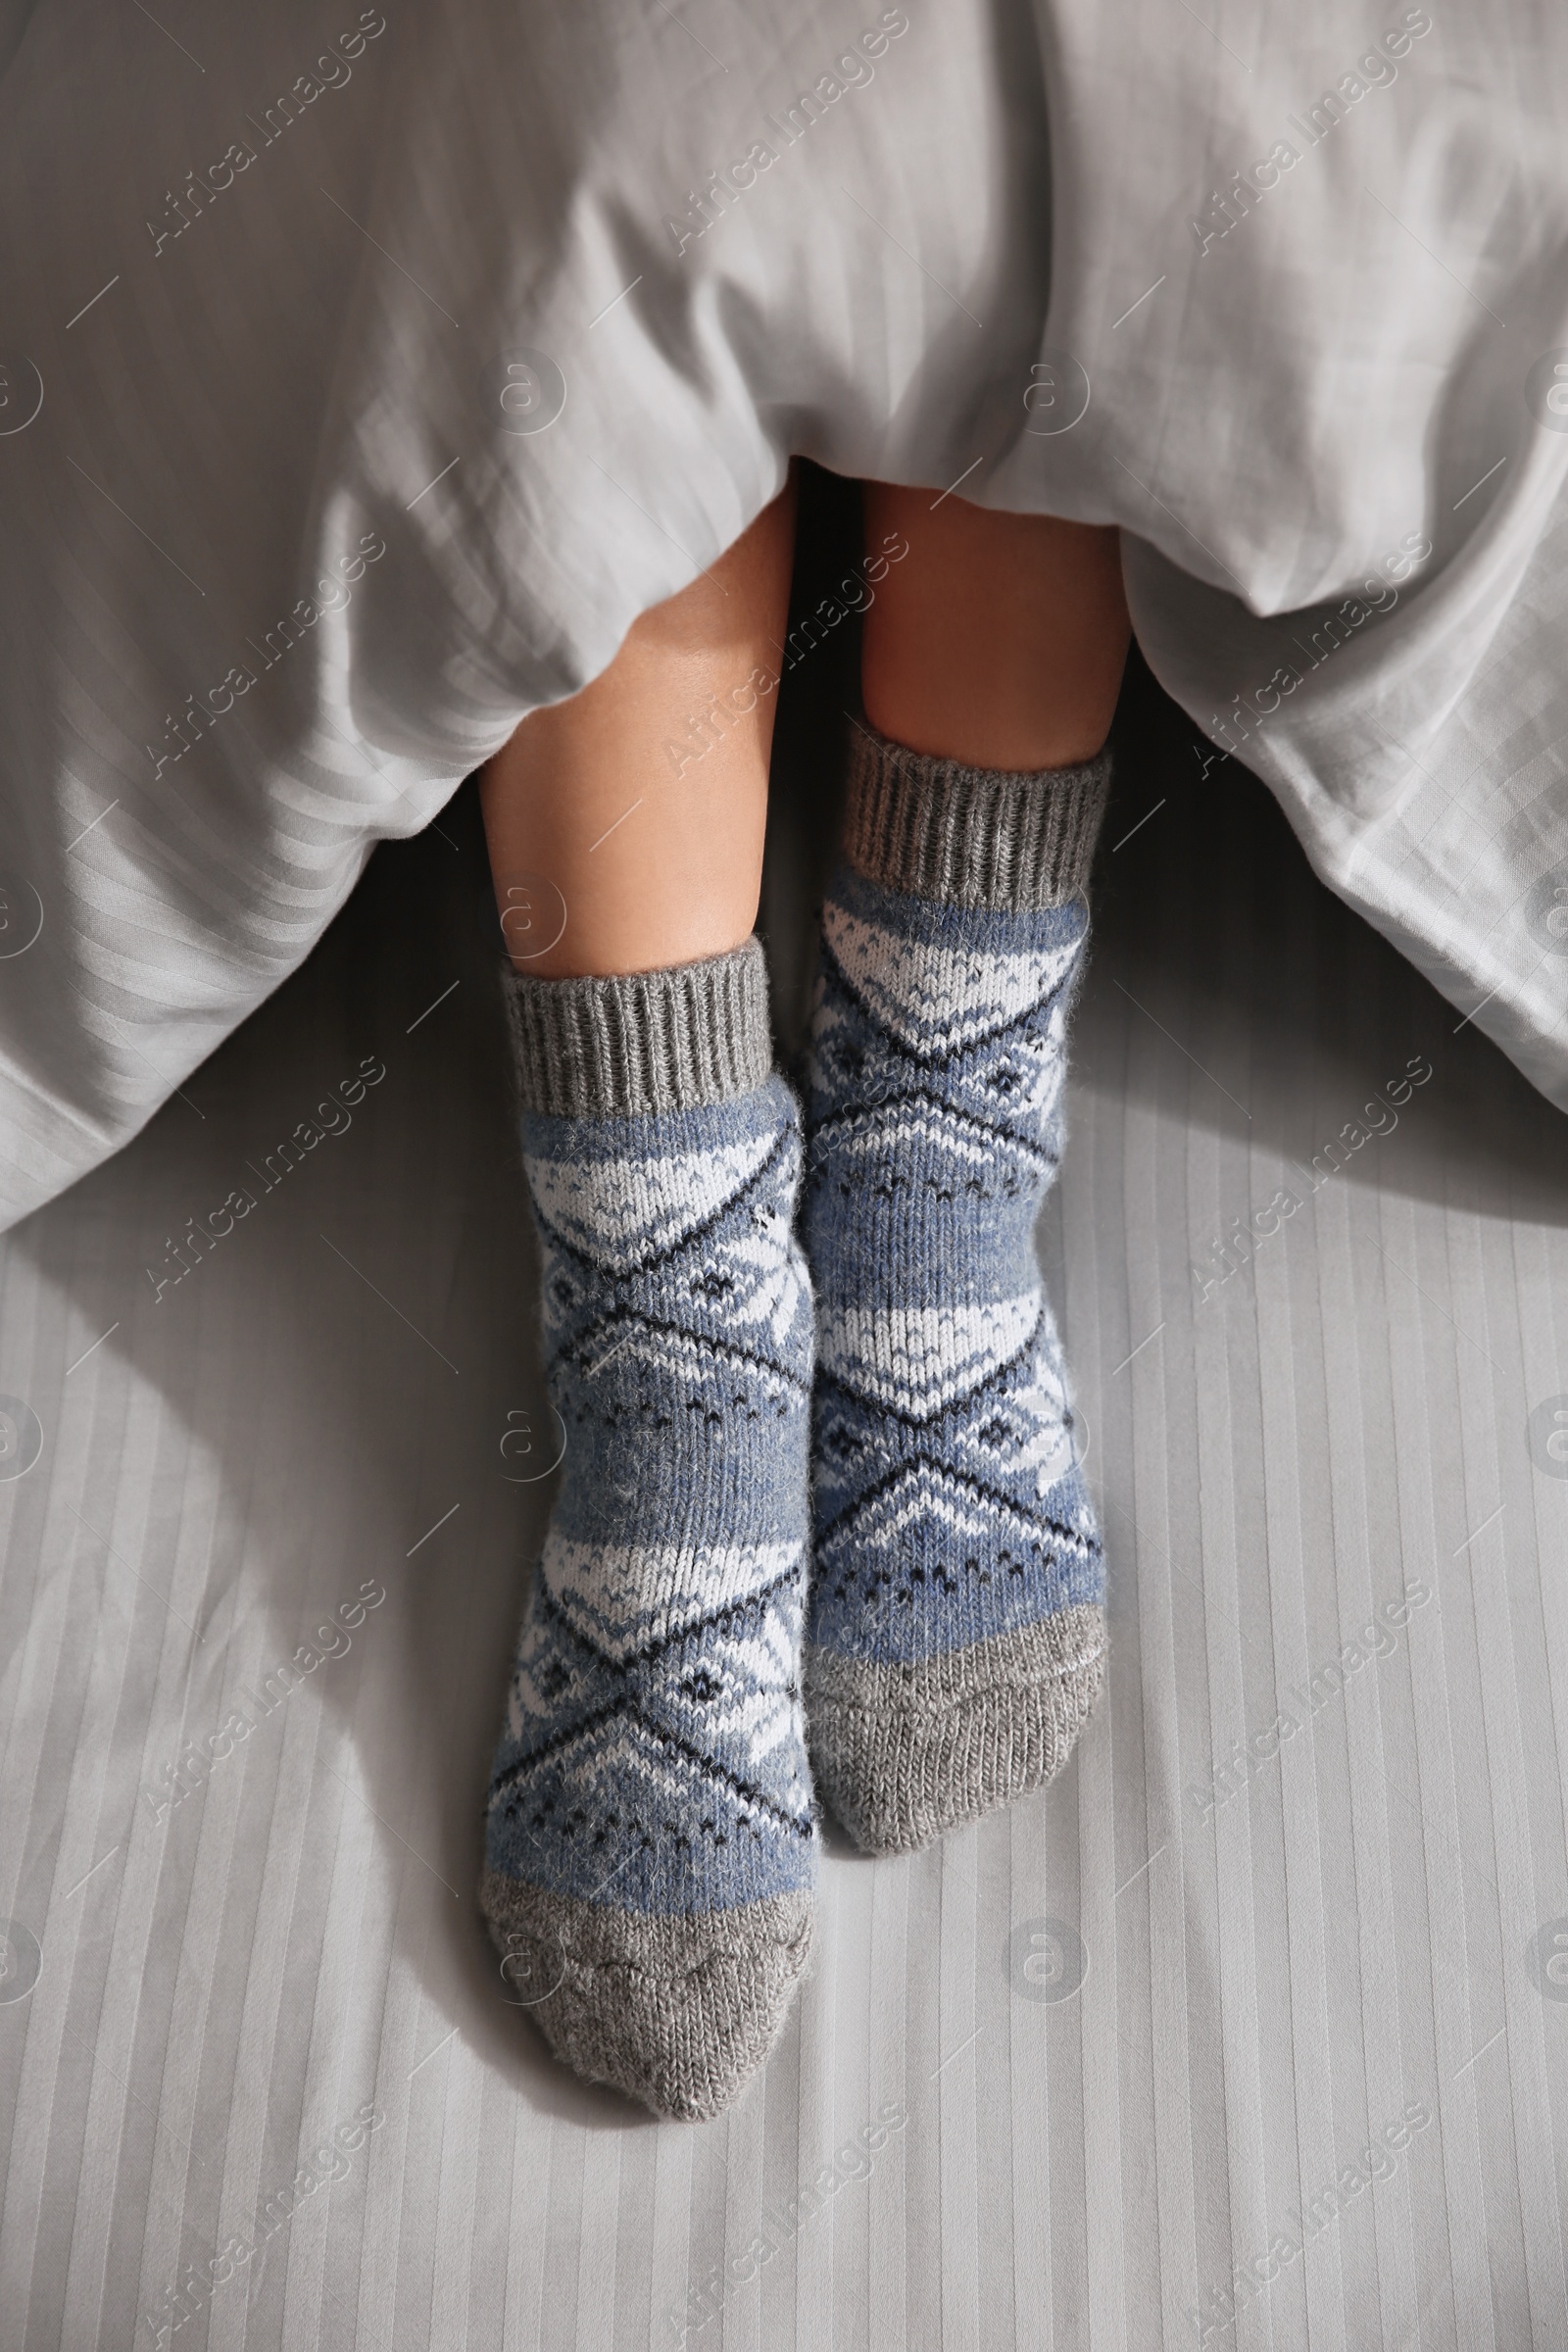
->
[482, 1878, 814, 2121]
[804, 1605, 1105, 1855]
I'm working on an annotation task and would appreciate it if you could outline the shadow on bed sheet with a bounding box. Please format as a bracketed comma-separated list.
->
[768, 462, 1567, 1230]
[15, 778, 635, 2126]
[16, 462, 1563, 2143]
[1085, 648, 1568, 1235]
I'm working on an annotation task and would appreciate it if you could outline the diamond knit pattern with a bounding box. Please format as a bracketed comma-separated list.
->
[802, 858, 1104, 1851]
[481, 1071, 817, 2116]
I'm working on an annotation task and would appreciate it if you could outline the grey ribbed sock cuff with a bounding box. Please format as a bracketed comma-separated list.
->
[842, 719, 1112, 910]
[501, 936, 773, 1119]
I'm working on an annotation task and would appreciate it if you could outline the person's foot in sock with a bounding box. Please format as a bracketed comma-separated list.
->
[480, 938, 818, 2119]
[802, 721, 1110, 1854]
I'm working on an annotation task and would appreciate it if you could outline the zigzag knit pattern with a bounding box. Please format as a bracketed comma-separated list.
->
[481, 954, 817, 2121]
[803, 838, 1106, 1852]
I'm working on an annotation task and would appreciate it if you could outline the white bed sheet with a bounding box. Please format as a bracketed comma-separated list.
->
[1, 667, 1564, 2346]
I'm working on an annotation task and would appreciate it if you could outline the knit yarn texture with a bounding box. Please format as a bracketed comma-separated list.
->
[481, 940, 817, 2119]
[802, 726, 1108, 1852]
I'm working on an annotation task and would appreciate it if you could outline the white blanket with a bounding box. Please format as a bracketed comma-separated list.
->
[1, 0, 1564, 1233]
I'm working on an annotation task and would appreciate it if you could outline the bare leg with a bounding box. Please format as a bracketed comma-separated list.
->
[798, 484, 1131, 1853]
[478, 479, 797, 978]
[475, 474, 1137, 2105]
[859, 483, 1129, 767]
[480, 478, 1126, 969]
[475, 480, 813, 2123]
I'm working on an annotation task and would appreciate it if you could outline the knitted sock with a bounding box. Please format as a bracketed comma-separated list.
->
[802, 720, 1111, 1853]
[480, 938, 817, 2119]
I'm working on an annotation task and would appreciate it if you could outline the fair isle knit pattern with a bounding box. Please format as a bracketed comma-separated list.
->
[481, 940, 817, 2121]
[802, 725, 1109, 1853]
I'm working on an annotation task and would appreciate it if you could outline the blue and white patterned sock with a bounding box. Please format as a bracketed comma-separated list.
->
[481, 939, 817, 2119]
[803, 721, 1112, 1852]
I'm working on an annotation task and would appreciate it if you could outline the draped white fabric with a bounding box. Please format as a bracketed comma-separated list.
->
[0, 0, 1563, 1234]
